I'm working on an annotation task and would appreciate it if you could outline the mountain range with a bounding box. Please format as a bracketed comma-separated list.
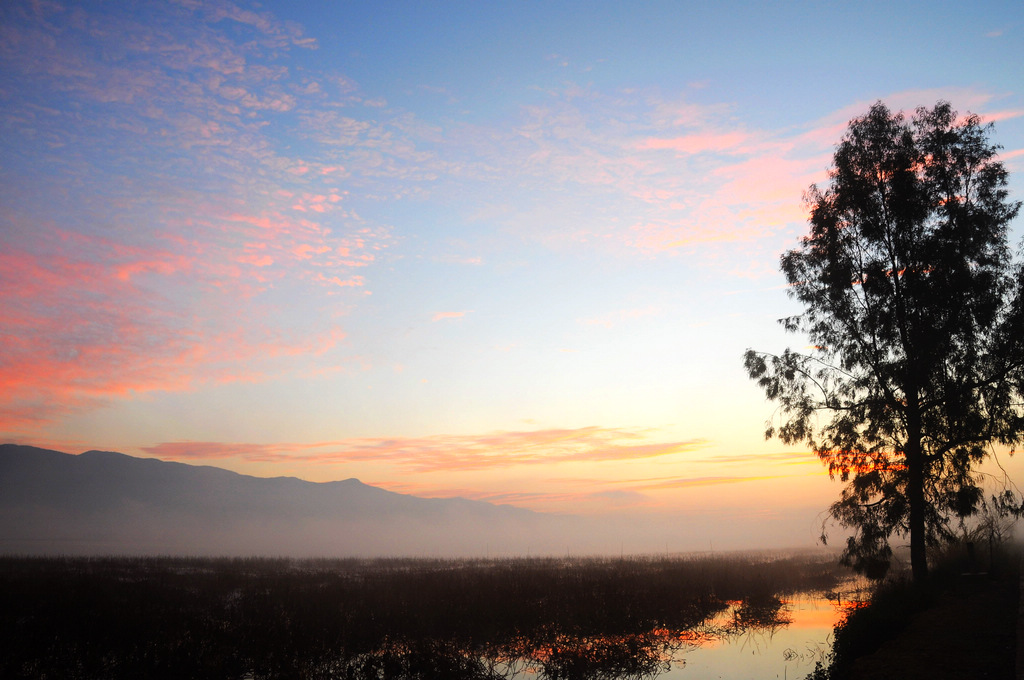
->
[0, 444, 826, 556]
[0, 444, 578, 556]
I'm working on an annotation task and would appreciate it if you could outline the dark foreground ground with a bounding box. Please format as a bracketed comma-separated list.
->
[836, 560, 1019, 680]
[1, 552, 1017, 679]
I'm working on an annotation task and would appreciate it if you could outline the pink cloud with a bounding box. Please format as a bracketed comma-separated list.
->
[482, 93, 822, 255]
[293, 243, 332, 259]
[237, 253, 274, 267]
[638, 131, 750, 155]
[224, 213, 293, 233]
[497, 88, 1023, 261]
[0, 251, 194, 428]
[143, 427, 710, 473]
[431, 311, 471, 322]
[218, 206, 383, 287]
[979, 109, 1024, 123]
[712, 154, 826, 209]
[0, 217, 358, 432]
[316, 274, 365, 287]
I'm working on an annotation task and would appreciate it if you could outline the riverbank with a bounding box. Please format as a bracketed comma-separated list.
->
[830, 556, 1019, 680]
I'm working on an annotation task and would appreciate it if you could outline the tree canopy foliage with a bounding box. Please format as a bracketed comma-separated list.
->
[744, 101, 1024, 582]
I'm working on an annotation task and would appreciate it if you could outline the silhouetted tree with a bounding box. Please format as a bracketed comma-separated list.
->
[744, 101, 1024, 583]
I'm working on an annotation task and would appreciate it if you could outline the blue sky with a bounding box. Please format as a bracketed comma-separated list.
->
[2, 0, 1023, 549]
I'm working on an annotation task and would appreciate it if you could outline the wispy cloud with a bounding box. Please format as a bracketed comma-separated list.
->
[429, 89, 830, 258]
[143, 427, 710, 472]
[631, 474, 785, 490]
[432, 311, 472, 322]
[637, 131, 752, 155]
[456, 85, 1013, 260]
[698, 451, 815, 466]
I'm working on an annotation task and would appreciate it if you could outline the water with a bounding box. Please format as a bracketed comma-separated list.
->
[666, 595, 844, 679]
[475, 592, 856, 680]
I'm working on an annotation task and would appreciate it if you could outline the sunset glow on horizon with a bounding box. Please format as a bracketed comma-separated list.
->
[3, 0, 1023, 550]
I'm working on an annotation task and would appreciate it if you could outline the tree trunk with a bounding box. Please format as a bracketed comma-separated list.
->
[905, 419, 928, 584]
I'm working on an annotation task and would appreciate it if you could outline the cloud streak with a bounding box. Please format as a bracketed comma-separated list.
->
[143, 427, 710, 472]
[432, 311, 472, 322]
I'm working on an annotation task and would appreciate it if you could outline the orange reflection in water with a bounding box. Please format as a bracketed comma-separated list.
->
[781, 595, 866, 630]
[665, 595, 857, 680]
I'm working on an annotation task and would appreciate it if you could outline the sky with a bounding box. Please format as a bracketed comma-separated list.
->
[2, 0, 1024, 550]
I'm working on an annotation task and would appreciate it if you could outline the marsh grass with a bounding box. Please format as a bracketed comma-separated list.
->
[0, 551, 848, 680]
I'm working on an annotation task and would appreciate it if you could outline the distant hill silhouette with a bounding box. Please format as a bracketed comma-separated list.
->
[0, 444, 566, 556]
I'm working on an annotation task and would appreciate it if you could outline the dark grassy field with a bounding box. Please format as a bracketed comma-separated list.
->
[0, 551, 848, 680]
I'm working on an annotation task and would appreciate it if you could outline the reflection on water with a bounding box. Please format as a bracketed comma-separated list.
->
[665, 595, 848, 679]
[345, 594, 851, 680]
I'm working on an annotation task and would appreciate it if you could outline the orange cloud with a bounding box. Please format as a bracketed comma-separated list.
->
[691, 451, 817, 467]
[634, 474, 785, 490]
